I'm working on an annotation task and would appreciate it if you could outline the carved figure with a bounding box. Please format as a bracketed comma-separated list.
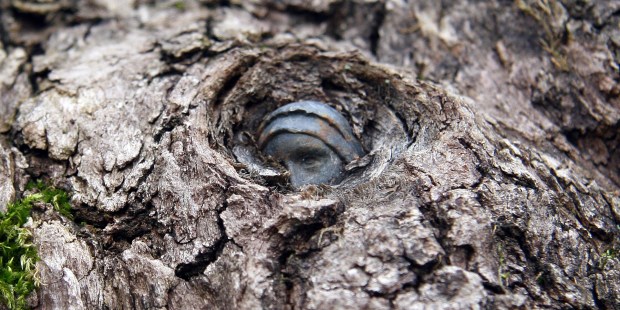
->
[257, 101, 365, 187]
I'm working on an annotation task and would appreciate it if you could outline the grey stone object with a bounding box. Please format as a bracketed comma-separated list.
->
[257, 101, 365, 187]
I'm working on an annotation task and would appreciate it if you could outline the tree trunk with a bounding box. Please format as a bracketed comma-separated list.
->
[0, 0, 619, 309]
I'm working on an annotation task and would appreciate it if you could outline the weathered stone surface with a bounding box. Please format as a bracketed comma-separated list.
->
[0, 0, 617, 309]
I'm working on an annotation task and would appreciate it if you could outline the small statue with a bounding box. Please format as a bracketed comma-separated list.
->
[257, 101, 365, 187]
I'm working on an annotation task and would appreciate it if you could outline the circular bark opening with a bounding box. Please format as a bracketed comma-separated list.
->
[208, 46, 411, 189]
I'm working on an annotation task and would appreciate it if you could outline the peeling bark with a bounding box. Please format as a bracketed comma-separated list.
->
[0, 0, 618, 309]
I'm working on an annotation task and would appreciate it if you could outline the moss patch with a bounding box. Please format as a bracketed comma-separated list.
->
[516, 0, 569, 71]
[0, 181, 72, 309]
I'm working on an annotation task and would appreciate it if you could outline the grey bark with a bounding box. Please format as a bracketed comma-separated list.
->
[0, 0, 619, 309]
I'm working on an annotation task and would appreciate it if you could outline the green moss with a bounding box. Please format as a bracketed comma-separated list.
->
[26, 181, 73, 221]
[172, 1, 186, 11]
[599, 248, 618, 269]
[516, 0, 570, 71]
[496, 242, 508, 286]
[535, 271, 547, 286]
[0, 181, 72, 309]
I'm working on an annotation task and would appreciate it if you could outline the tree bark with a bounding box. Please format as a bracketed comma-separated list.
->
[0, 0, 619, 309]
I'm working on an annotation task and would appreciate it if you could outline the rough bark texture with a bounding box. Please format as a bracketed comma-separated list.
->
[0, 0, 619, 309]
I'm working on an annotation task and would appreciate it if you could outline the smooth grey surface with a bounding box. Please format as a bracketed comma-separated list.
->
[263, 133, 343, 187]
[257, 101, 365, 187]
[258, 101, 365, 161]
